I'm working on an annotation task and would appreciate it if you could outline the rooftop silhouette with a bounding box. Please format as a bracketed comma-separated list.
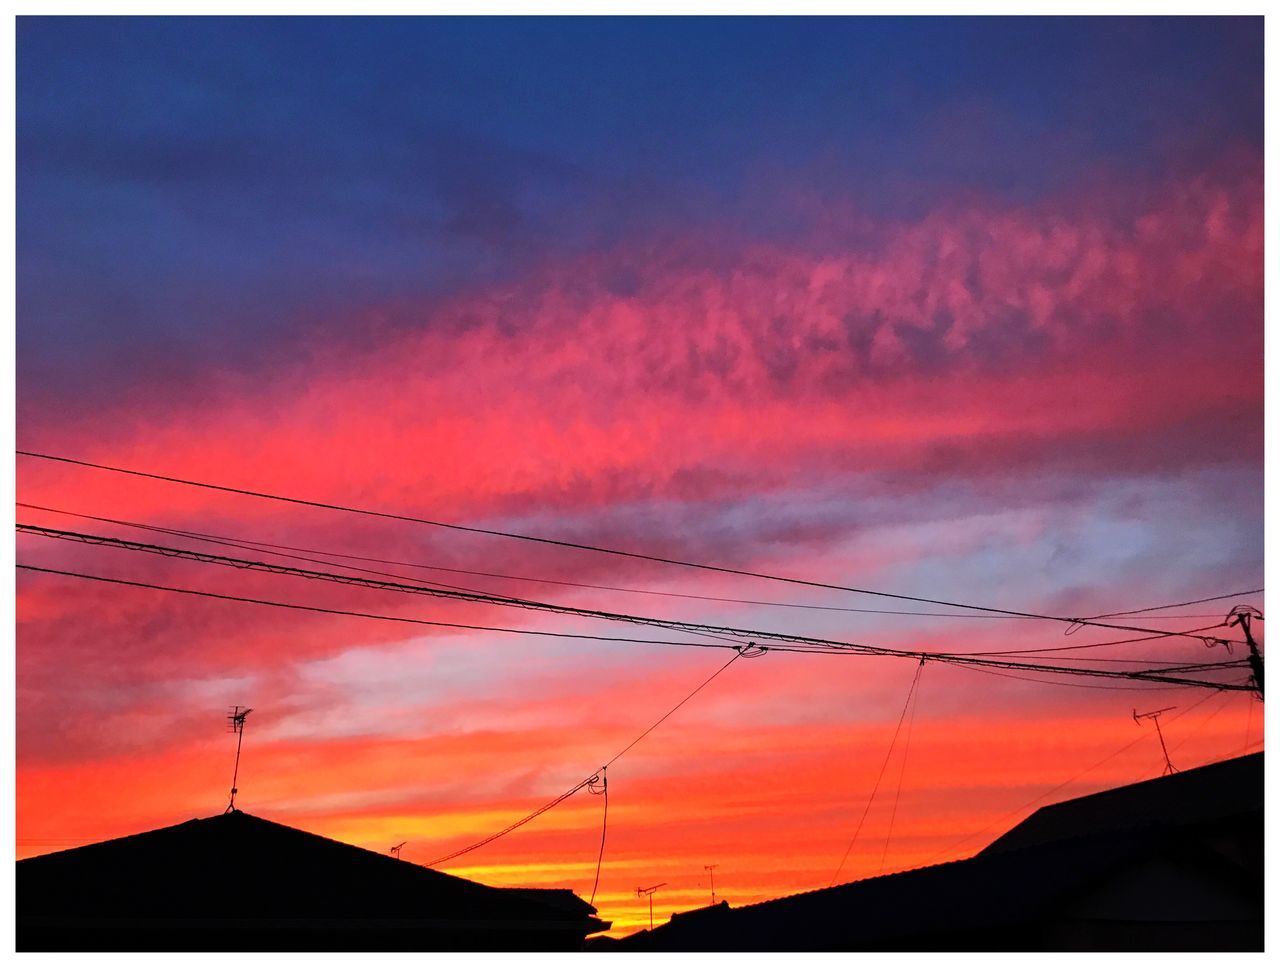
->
[605, 752, 1262, 951]
[18, 809, 609, 951]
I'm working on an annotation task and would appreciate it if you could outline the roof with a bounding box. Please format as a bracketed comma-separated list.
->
[981, 751, 1264, 855]
[612, 752, 1263, 951]
[18, 810, 608, 937]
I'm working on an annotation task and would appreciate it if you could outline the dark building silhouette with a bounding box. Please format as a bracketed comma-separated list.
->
[607, 752, 1262, 952]
[17, 810, 609, 951]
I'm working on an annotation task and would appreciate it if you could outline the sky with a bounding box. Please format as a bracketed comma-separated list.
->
[14, 16, 1264, 934]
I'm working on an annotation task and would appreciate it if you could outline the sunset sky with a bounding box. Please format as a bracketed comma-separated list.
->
[15, 16, 1263, 934]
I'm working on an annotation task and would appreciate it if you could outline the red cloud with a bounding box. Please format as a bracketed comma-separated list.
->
[17, 154, 1262, 931]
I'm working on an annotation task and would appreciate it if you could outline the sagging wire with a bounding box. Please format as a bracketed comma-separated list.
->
[587, 768, 608, 907]
[878, 658, 925, 876]
[828, 657, 926, 887]
[428, 645, 762, 869]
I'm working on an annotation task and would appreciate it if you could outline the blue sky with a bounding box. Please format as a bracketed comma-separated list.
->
[17, 16, 1262, 389]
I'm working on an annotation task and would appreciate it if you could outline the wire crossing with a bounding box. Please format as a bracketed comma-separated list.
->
[15, 558, 1256, 691]
[16, 450, 1263, 636]
[427, 648, 755, 867]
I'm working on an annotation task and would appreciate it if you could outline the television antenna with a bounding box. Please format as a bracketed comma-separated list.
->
[636, 882, 667, 931]
[225, 706, 253, 813]
[1133, 706, 1178, 775]
[704, 864, 719, 905]
[390, 842, 406, 860]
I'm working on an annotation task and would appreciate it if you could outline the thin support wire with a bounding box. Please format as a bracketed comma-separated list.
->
[829, 659, 925, 887]
[589, 769, 608, 907]
[878, 659, 925, 875]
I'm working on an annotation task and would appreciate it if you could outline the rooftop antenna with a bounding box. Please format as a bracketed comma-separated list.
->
[636, 882, 667, 931]
[704, 864, 719, 905]
[390, 842, 406, 860]
[225, 706, 253, 813]
[1133, 706, 1178, 775]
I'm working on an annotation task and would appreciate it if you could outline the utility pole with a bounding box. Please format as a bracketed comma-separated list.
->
[225, 706, 253, 813]
[1133, 707, 1178, 775]
[636, 882, 666, 931]
[704, 864, 719, 905]
[1228, 606, 1264, 699]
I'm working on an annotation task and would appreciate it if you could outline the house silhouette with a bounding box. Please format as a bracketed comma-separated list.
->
[17, 809, 609, 951]
[606, 751, 1262, 951]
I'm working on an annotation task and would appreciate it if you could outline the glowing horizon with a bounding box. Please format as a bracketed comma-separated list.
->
[16, 16, 1263, 939]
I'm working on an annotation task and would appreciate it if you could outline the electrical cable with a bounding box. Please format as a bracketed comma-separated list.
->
[10, 523, 804, 655]
[427, 648, 751, 867]
[1245, 691, 1255, 749]
[14, 523, 785, 651]
[588, 770, 608, 908]
[13, 563, 772, 653]
[17, 450, 1260, 638]
[961, 625, 1237, 657]
[829, 660, 921, 886]
[18, 501, 1155, 622]
[15, 558, 1254, 691]
[424, 778, 596, 868]
[64, 503, 1223, 656]
[954, 665, 1224, 692]
[1165, 690, 1239, 757]
[1087, 590, 1266, 619]
[878, 659, 924, 875]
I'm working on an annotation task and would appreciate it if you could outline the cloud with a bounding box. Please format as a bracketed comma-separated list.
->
[16, 153, 1262, 931]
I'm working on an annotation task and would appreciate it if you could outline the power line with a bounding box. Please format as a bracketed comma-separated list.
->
[829, 660, 924, 887]
[18, 509, 1253, 661]
[962, 625, 1242, 657]
[16, 529, 1256, 689]
[971, 655, 1243, 667]
[588, 770, 608, 908]
[603, 649, 754, 768]
[424, 778, 596, 868]
[16, 514, 1248, 669]
[15, 523, 785, 651]
[12, 563, 777, 654]
[1087, 590, 1265, 619]
[14, 558, 1254, 690]
[1165, 691, 1240, 757]
[426, 649, 752, 867]
[956, 665, 1198, 692]
[878, 659, 924, 875]
[19, 502, 1143, 622]
[16, 450, 1259, 637]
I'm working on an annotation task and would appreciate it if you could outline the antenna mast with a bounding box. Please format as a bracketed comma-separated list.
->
[636, 882, 667, 931]
[704, 864, 719, 905]
[390, 842, 406, 860]
[225, 706, 253, 813]
[1133, 706, 1178, 775]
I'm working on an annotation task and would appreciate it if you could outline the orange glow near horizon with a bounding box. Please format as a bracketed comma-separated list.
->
[16, 155, 1263, 939]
